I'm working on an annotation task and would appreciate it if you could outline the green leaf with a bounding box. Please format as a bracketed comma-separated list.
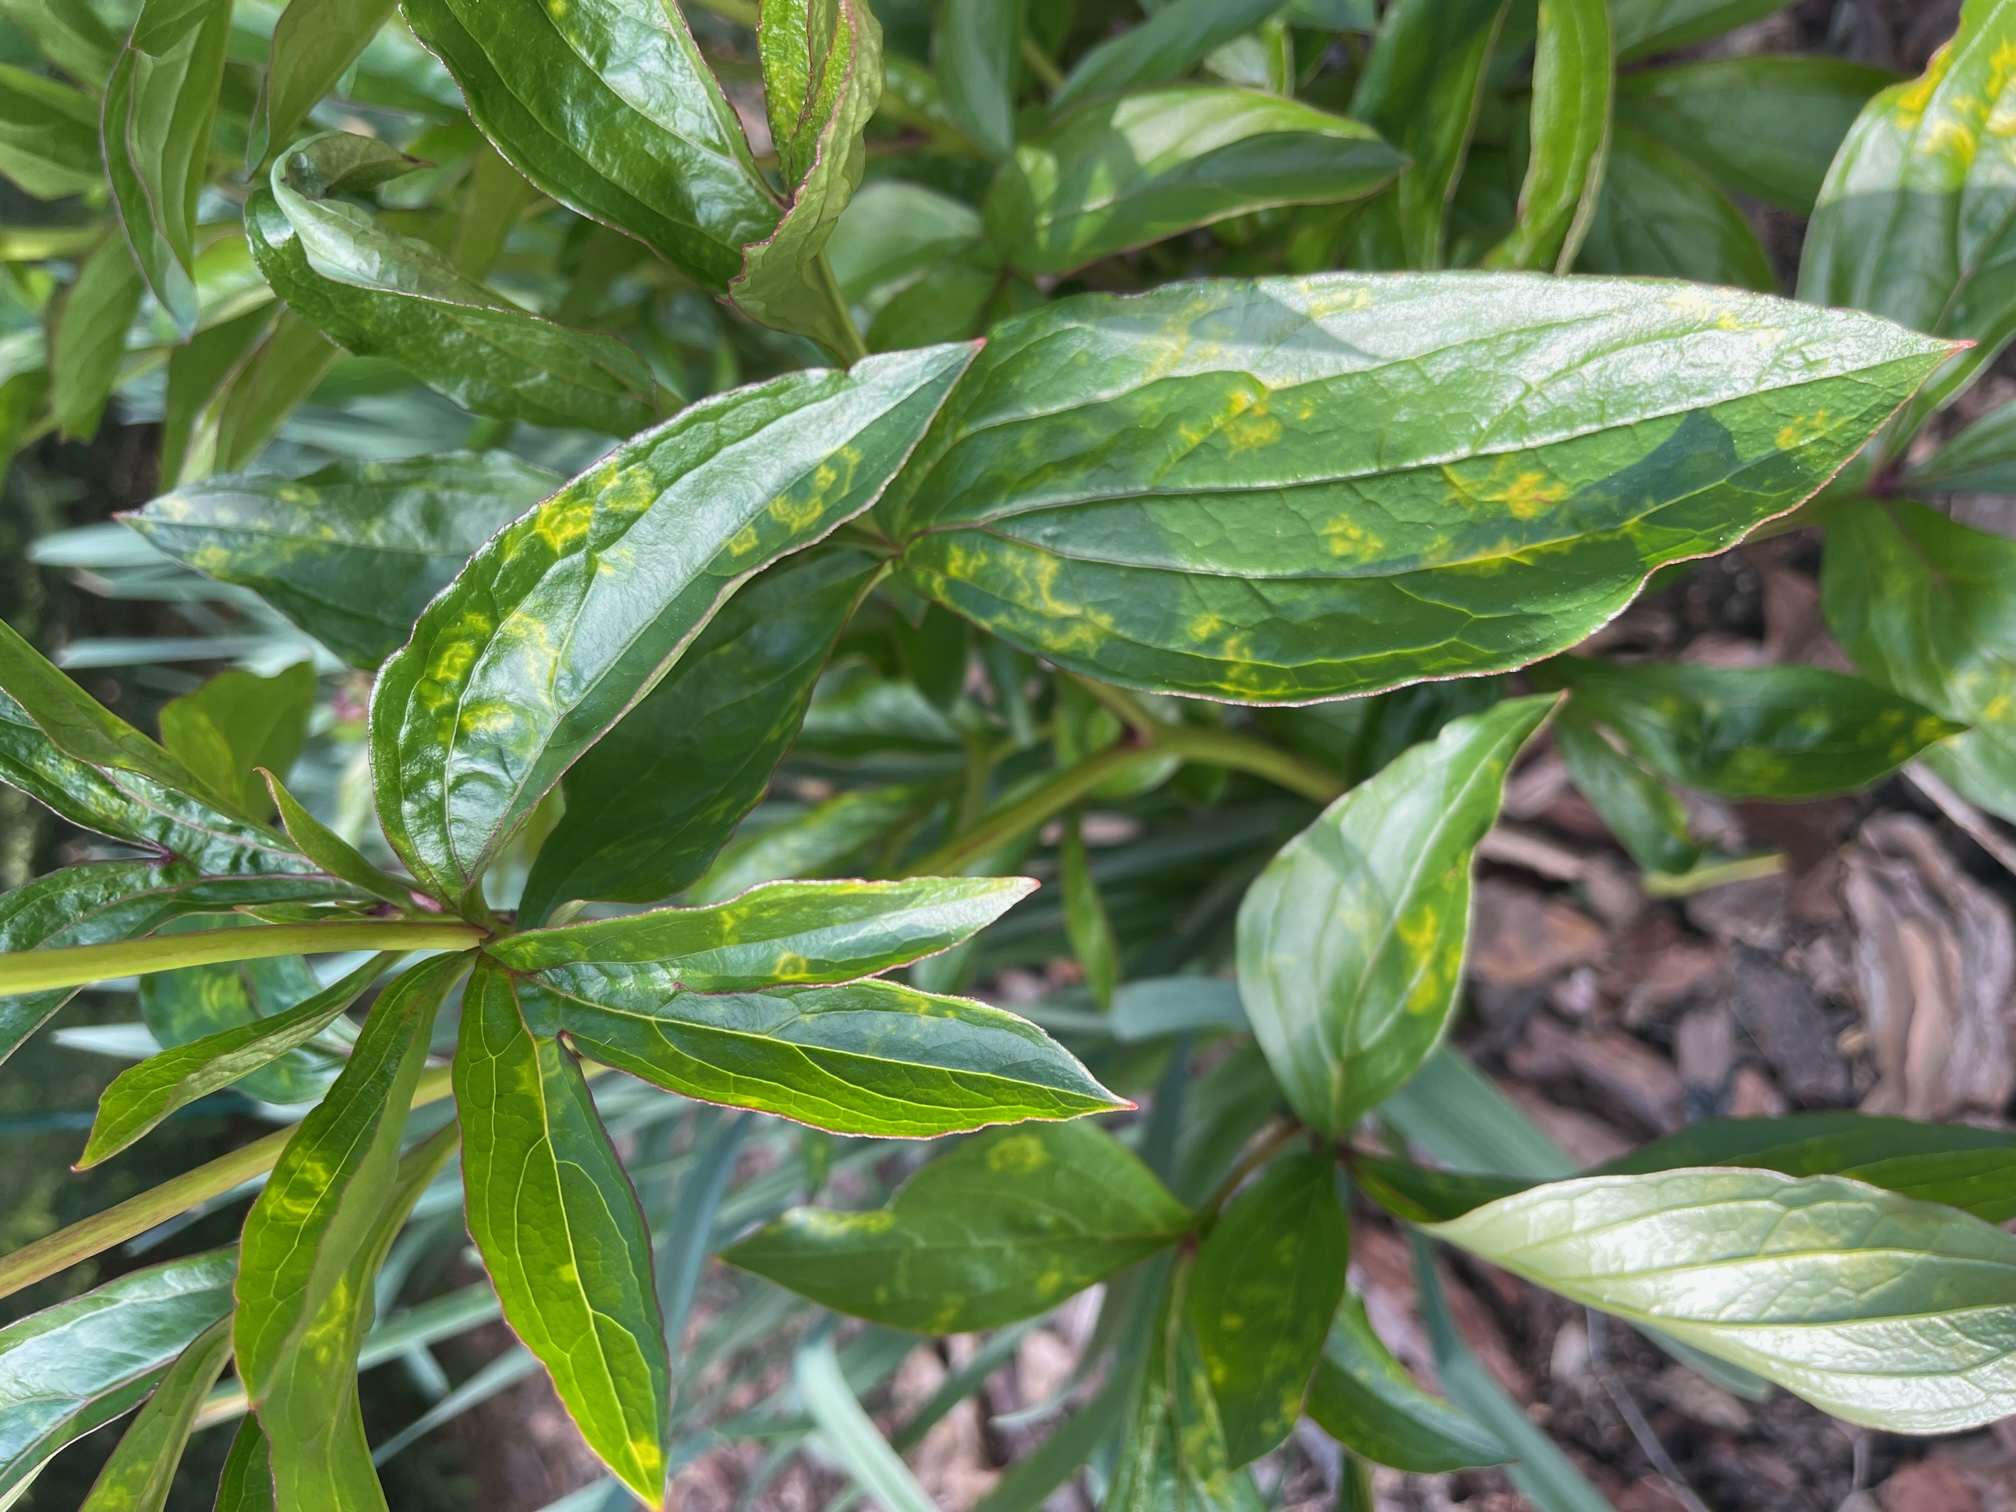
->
[255, 0, 399, 165]
[1540, 657, 1961, 799]
[0, 63, 100, 199]
[1575, 123, 1774, 293]
[458, 958, 667, 1502]
[203, 311, 340, 477]
[1823, 500, 2016, 823]
[734, 0, 877, 358]
[101, 0, 232, 336]
[1617, 56, 1896, 212]
[884, 275, 1951, 702]
[78, 1314, 234, 1512]
[935, 0, 1018, 160]
[724, 1122, 1193, 1330]
[215, 1417, 274, 1512]
[1237, 697, 1555, 1134]
[795, 1336, 938, 1512]
[262, 772, 417, 908]
[1482, 0, 1612, 274]
[987, 87, 1402, 276]
[246, 133, 658, 436]
[1188, 1152, 1347, 1467]
[1554, 711, 1699, 875]
[1348, 1154, 1529, 1224]
[1, 0, 117, 87]
[259, 1121, 459, 1512]
[689, 782, 936, 903]
[159, 664, 317, 818]
[1348, 0, 1512, 268]
[1599, 1113, 2016, 1223]
[82, 953, 391, 1168]
[160, 305, 274, 487]
[1109, 1268, 1262, 1512]
[127, 452, 557, 670]
[51, 233, 144, 443]
[1304, 1292, 1509, 1473]
[1060, 812, 1119, 1010]
[0, 1248, 237, 1497]
[1051, 0, 1284, 112]
[1428, 1168, 2016, 1433]
[1912, 394, 2016, 493]
[236, 954, 463, 1406]
[1801, 0, 2016, 431]
[370, 343, 973, 904]
[400, 0, 777, 290]
[1610, 0, 1789, 62]
[521, 549, 877, 923]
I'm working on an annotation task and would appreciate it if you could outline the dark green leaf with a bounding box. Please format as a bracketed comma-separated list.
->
[1554, 711, 1700, 875]
[0, 0, 117, 87]
[79, 1314, 234, 1512]
[1481, 0, 1611, 274]
[1060, 812, 1118, 1010]
[885, 275, 1947, 702]
[214, 1417, 275, 1512]
[1305, 1292, 1510, 1473]
[400, 0, 777, 290]
[102, 0, 233, 335]
[1540, 657, 1961, 799]
[1109, 1269, 1261, 1512]
[1188, 1153, 1347, 1467]
[1617, 56, 1896, 212]
[1911, 394, 2016, 493]
[1348, 1154, 1528, 1224]
[1575, 124, 1774, 293]
[1348, 0, 1512, 268]
[735, 0, 878, 357]
[459, 958, 668, 1503]
[521, 549, 877, 923]
[262, 772, 416, 908]
[236, 954, 463, 1405]
[371, 343, 972, 904]
[1429, 1168, 2016, 1432]
[51, 233, 144, 442]
[1600, 1113, 2016, 1223]
[127, 452, 557, 670]
[83, 952, 390, 1167]
[724, 1122, 1192, 1329]
[256, 0, 399, 164]
[1051, 0, 1284, 112]
[137, 921, 339, 1106]
[0, 63, 100, 199]
[689, 783, 937, 903]
[1800, 0, 2016, 431]
[1823, 500, 2016, 823]
[246, 133, 658, 435]
[1610, 0, 1789, 62]
[159, 664, 317, 818]
[987, 88, 1402, 276]
[1238, 697, 1555, 1134]
[0, 1249, 237, 1497]
[935, 0, 1018, 160]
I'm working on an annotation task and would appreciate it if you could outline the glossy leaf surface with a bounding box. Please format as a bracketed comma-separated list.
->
[0, 1249, 236, 1496]
[521, 975, 1118, 1137]
[0, 63, 99, 199]
[1188, 1153, 1348, 1467]
[885, 275, 1948, 702]
[1305, 1293, 1510, 1473]
[1238, 698, 1554, 1133]
[371, 343, 972, 902]
[1484, 0, 1611, 274]
[1430, 1169, 2016, 1432]
[1051, 0, 1284, 112]
[102, 0, 232, 334]
[492, 875, 1034, 989]
[1348, 0, 1511, 268]
[127, 453, 557, 670]
[1543, 658, 1961, 799]
[1576, 124, 1774, 293]
[987, 88, 1402, 276]
[723, 1122, 1192, 1329]
[258, 0, 399, 163]
[78, 1314, 233, 1512]
[1801, 0, 2016, 427]
[214, 1418, 275, 1512]
[400, 0, 777, 289]
[521, 549, 875, 923]
[1618, 57, 1895, 211]
[82, 953, 389, 1168]
[246, 135, 658, 435]
[1822, 500, 2016, 823]
[458, 960, 667, 1500]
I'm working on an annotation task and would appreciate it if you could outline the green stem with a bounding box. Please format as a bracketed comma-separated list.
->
[1020, 35, 1065, 92]
[0, 919, 486, 996]
[0, 1066, 457, 1303]
[1204, 1118, 1303, 1218]
[1067, 675, 1345, 803]
[813, 251, 869, 365]
[903, 744, 1155, 876]
[1640, 851, 1784, 900]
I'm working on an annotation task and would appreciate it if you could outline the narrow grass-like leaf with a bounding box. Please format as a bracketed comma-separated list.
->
[796, 1336, 937, 1512]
